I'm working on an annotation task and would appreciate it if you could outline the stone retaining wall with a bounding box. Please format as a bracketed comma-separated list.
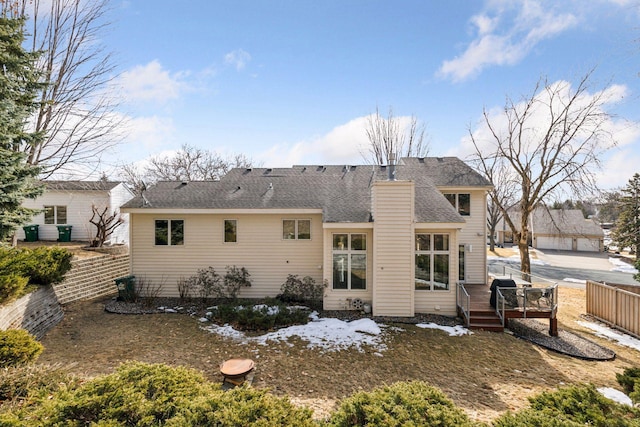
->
[0, 254, 130, 338]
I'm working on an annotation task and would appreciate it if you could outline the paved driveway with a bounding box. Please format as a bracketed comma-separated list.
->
[488, 249, 638, 288]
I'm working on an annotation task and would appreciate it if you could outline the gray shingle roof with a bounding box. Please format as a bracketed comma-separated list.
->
[122, 157, 490, 223]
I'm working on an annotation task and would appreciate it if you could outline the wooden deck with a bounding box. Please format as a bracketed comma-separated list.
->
[462, 284, 558, 335]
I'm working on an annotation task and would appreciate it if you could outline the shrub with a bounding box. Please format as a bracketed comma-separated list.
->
[277, 274, 326, 309]
[617, 367, 640, 395]
[210, 300, 310, 331]
[0, 362, 315, 426]
[223, 265, 251, 300]
[0, 247, 72, 286]
[0, 330, 43, 368]
[328, 381, 477, 427]
[0, 364, 78, 406]
[0, 275, 28, 305]
[492, 384, 640, 427]
[18, 247, 72, 285]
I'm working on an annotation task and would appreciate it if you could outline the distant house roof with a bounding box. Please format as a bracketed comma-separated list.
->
[43, 181, 123, 191]
[122, 157, 491, 223]
[503, 208, 604, 237]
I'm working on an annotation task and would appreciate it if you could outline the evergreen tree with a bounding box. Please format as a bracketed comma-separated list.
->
[612, 173, 640, 255]
[0, 16, 44, 243]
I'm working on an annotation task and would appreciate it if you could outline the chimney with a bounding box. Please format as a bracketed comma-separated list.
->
[388, 153, 396, 181]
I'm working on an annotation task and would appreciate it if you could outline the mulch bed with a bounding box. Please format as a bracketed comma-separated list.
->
[508, 319, 616, 361]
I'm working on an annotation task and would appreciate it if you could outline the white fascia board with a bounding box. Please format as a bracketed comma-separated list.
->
[414, 222, 466, 230]
[322, 222, 373, 229]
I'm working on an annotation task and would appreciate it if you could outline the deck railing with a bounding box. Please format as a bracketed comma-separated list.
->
[456, 282, 470, 327]
[586, 280, 640, 339]
[493, 265, 558, 326]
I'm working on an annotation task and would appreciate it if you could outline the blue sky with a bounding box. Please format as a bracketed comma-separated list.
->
[101, 0, 640, 190]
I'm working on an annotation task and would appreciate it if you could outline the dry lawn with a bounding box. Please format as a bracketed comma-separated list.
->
[38, 287, 640, 423]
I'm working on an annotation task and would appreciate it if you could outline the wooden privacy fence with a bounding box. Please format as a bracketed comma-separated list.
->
[586, 280, 640, 339]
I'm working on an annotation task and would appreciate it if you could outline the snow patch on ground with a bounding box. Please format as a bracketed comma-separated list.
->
[577, 320, 640, 352]
[202, 311, 390, 352]
[598, 387, 633, 406]
[416, 323, 473, 336]
[609, 257, 638, 274]
[562, 278, 586, 284]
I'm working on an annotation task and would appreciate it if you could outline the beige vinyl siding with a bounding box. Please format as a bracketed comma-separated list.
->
[413, 229, 458, 316]
[372, 181, 415, 317]
[19, 191, 111, 241]
[322, 227, 373, 310]
[129, 213, 323, 298]
[440, 188, 487, 285]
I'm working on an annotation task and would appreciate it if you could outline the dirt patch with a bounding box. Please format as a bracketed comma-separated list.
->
[37, 287, 640, 424]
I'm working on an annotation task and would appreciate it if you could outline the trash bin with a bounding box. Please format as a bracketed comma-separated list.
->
[22, 225, 39, 242]
[114, 275, 136, 302]
[56, 225, 72, 242]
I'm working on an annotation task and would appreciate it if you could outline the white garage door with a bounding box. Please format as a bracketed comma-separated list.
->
[536, 236, 572, 251]
[577, 238, 601, 252]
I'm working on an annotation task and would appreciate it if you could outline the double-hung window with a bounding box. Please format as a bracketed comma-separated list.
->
[443, 193, 470, 216]
[44, 206, 67, 224]
[155, 219, 184, 246]
[283, 219, 311, 240]
[415, 233, 450, 291]
[332, 233, 366, 290]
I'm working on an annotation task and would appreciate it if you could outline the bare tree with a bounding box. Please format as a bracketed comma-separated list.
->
[120, 144, 254, 195]
[2, 0, 122, 178]
[89, 204, 123, 247]
[481, 158, 519, 252]
[362, 106, 429, 165]
[468, 71, 618, 274]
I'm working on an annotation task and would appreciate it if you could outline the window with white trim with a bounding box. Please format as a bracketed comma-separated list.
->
[443, 193, 470, 216]
[44, 205, 67, 224]
[332, 233, 366, 290]
[415, 233, 449, 291]
[155, 219, 184, 246]
[283, 219, 310, 240]
[224, 219, 237, 243]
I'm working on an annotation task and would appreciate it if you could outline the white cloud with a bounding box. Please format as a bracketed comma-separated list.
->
[438, 1, 579, 82]
[122, 115, 176, 151]
[224, 49, 251, 71]
[256, 114, 426, 167]
[117, 60, 188, 103]
[258, 116, 372, 167]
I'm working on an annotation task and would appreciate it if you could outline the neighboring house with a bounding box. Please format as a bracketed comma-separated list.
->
[121, 157, 492, 317]
[18, 181, 134, 244]
[496, 208, 604, 252]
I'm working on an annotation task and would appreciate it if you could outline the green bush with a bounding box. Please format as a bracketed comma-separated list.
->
[0, 275, 28, 304]
[0, 364, 78, 406]
[328, 381, 478, 427]
[0, 330, 43, 368]
[0, 362, 315, 426]
[492, 384, 640, 427]
[210, 300, 310, 331]
[617, 367, 640, 395]
[16, 247, 72, 285]
[277, 274, 326, 309]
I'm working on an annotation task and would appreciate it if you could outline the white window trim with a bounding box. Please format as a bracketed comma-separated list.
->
[415, 233, 451, 291]
[154, 219, 184, 246]
[332, 233, 367, 291]
[282, 219, 311, 240]
[44, 205, 67, 225]
[443, 193, 471, 216]
[223, 219, 238, 244]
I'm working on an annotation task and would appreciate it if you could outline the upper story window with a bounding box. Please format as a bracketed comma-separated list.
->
[283, 219, 311, 240]
[44, 206, 67, 224]
[444, 193, 470, 216]
[155, 219, 184, 246]
[224, 219, 237, 243]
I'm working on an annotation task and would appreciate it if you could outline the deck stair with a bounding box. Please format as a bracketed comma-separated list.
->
[465, 284, 504, 332]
